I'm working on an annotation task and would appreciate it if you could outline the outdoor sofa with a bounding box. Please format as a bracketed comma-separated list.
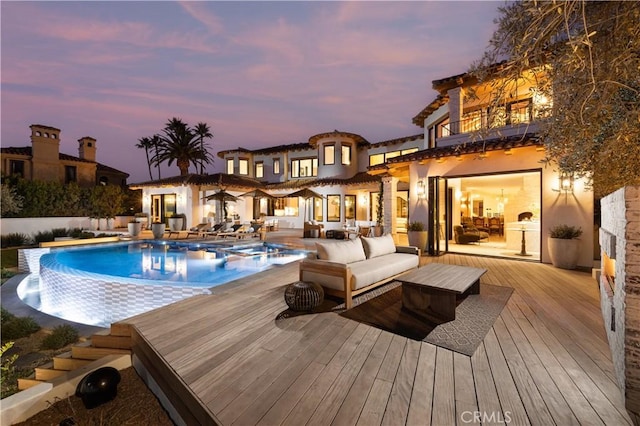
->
[299, 234, 419, 309]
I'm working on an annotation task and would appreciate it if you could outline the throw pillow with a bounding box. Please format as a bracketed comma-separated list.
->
[361, 234, 396, 259]
[316, 239, 366, 264]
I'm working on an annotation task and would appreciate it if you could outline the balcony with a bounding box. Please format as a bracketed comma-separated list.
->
[438, 99, 549, 146]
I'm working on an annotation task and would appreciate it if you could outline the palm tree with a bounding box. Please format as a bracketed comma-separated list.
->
[150, 134, 162, 179]
[194, 122, 213, 174]
[135, 136, 154, 180]
[156, 118, 214, 176]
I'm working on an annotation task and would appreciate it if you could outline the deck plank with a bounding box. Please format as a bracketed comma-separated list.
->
[406, 343, 436, 426]
[121, 239, 632, 426]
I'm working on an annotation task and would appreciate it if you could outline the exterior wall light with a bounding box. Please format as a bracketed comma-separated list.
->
[417, 180, 427, 199]
[553, 171, 574, 194]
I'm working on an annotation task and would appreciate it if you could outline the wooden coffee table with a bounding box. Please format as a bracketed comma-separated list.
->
[396, 263, 487, 322]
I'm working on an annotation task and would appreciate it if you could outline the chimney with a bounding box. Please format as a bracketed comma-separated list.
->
[78, 136, 97, 162]
[30, 124, 63, 182]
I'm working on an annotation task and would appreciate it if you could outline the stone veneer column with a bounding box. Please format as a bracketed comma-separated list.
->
[447, 87, 464, 134]
[382, 176, 397, 239]
[599, 185, 640, 421]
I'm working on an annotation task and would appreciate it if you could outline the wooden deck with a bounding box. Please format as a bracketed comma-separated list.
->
[122, 246, 632, 425]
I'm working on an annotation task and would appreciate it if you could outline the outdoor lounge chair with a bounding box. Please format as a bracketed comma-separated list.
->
[216, 224, 245, 239]
[186, 223, 210, 238]
[201, 223, 225, 238]
[236, 223, 263, 240]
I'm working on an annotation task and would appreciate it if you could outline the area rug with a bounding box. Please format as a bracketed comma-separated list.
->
[337, 282, 513, 356]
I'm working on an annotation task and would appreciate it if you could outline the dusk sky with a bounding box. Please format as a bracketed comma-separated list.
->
[1, 1, 502, 183]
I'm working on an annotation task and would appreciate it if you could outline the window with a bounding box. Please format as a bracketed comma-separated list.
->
[385, 151, 401, 160]
[313, 197, 323, 221]
[509, 99, 532, 125]
[401, 148, 418, 156]
[226, 159, 234, 174]
[291, 158, 317, 178]
[65, 166, 77, 184]
[324, 144, 335, 165]
[344, 195, 356, 219]
[255, 162, 263, 178]
[273, 197, 299, 217]
[369, 148, 418, 167]
[273, 158, 280, 174]
[369, 153, 384, 167]
[99, 176, 108, 185]
[239, 159, 249, 175]
[341, 144, 351, 165]
[9, 160, 24, 177]
[327, 195, 341, 222]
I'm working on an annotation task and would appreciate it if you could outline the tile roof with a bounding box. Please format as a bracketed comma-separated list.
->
[411, 94, 449, 127]
[129, 173, 264, 189]
[0, 146, 129, 176]
[368, 134, 424, 148]
[308, 130, 369, 147]
[368, 133, 543, 170]
[264, 172, 381, 190]
[217, 143, 312, 158]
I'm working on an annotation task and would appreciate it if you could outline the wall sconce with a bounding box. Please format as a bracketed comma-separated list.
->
[553, 171, 574, 194]
[416, 180, 426, 199]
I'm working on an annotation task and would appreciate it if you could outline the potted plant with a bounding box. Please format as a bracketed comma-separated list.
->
[407, 221, 428, 254]
[151, 221, 165, 239]
[127, 218, 143, 237]
[168, 213, 185, 232]
[548, 224, 583, 269]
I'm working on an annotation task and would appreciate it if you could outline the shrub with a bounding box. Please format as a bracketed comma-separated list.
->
[1, 341, 19, 398]
[549, 224, 583, 239]
[33, 230, 55, 244]
[1, 315, 41, 340]
[0, 233, 31, 248]
[40, 325, 79, 350]
[1, 307, 15, 323]
[51, 228, 69, 238]
[407, 221, 425, 232]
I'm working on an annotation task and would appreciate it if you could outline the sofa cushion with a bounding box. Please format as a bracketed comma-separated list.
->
[316, 239, 366, 264]
[361, 234, 396, 259]
[349, 253, 419, 290]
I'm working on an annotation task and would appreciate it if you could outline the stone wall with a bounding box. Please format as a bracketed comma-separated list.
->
[599, 186, 640, 418]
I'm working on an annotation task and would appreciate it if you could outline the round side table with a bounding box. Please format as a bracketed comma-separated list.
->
[284, 281, 324, 311]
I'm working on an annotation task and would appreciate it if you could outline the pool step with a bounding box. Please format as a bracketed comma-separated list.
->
[17, 323, 134, 391]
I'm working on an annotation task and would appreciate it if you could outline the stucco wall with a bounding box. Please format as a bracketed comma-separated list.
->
[408, 145, 595, 267]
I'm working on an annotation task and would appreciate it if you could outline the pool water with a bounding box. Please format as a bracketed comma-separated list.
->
[47, 241, 305, 287]
[17, 240, 307, 327]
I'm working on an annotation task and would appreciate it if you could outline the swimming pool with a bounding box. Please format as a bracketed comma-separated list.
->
[17, 240, 307, 328]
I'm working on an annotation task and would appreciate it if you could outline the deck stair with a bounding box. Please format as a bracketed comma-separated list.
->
[17, 323, 133, 391]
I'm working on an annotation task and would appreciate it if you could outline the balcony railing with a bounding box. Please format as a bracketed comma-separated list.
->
[441, 101, 549, 137]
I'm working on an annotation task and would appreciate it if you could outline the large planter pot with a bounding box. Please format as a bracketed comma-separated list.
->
[127, 222, 142, 237]
[151, 223, 165, 239]
[548, 238, 580, 269]
[407, 231, 428, 254]
[99, 218, 108, 230]
[168, 217, 184, 232]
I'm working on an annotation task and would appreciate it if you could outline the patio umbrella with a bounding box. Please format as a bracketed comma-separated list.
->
[203, 190, 239, 220]
[286, 188, 324, 221]
[238, 189, 276, 199]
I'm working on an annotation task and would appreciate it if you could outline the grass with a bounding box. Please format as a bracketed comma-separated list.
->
[1, 248, 18, 270]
